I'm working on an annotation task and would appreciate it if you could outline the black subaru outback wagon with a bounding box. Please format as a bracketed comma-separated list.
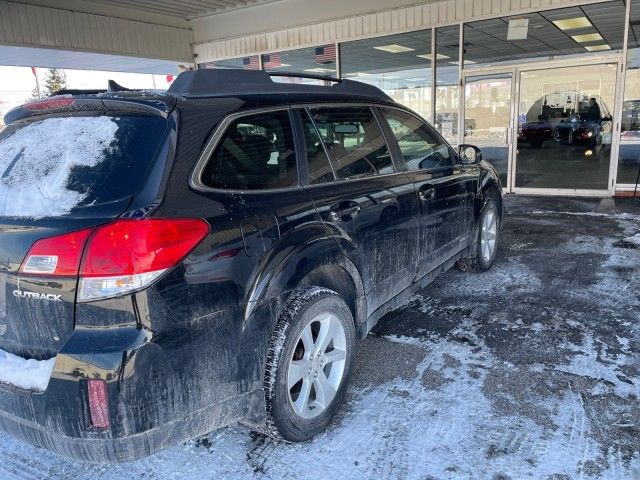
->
[0, 70, 502, 462]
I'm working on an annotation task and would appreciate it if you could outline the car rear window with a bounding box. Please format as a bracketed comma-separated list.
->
[0, 115, 168, 218]
[201, 110, 297, 190]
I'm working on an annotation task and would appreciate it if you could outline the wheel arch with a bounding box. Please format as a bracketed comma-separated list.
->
[298, 261, 366, 329]
[477, 166, 504, 223]
[234, 233, 366, 419]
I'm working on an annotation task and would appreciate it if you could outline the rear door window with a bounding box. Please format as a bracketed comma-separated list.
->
[0, 115, 168, 218]
[306, 107, 394, 180]
[380, 108, 454, 170]
[201, 110, 297, 190]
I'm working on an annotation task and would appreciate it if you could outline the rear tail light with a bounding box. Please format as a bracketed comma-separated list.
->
[20, 228, 93, 276]
[78, 219, 209, 301]
[20, 218, 209, 302]
[87, 379, 110, 429]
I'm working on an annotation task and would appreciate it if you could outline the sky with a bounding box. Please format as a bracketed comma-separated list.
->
[0, 67, 175, 123]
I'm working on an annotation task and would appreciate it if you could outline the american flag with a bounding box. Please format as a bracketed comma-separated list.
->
[315, 44, 336, 64]
[242, 56, 260, 70]
[263, 53, 282, 69]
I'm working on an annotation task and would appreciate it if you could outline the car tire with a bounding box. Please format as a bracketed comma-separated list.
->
[456, 194, 500, 272]
[262, 287, 356, 442]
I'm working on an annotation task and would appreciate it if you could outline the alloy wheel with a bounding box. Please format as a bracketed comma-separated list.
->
[287, 313, 347, 419]
[480, 209, 497, 263]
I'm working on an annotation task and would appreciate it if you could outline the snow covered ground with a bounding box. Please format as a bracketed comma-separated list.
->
[0, 196, 639, 479]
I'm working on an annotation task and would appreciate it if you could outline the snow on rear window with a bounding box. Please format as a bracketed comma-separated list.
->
[0, 116, 119, 218]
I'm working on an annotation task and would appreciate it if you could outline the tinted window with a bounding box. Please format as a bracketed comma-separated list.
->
[307, 107, 394, 180]
[300, 111, 336, 184]
[382, 108, 453, 170]
[202, 110, 297, 190]
[0, 115, 168, 218]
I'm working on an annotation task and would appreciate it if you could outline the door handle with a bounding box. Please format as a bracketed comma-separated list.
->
[418, 186, 436, 202]
[329, 201, 361, 222]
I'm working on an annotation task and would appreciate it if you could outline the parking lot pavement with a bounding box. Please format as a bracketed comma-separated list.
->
[0, 195, 638, 479]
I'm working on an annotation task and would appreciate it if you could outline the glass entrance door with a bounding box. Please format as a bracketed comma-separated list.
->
[463, 73, 513, 188]
[514, 63, 618, 193]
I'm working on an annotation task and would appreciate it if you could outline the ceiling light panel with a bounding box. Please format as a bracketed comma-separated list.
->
[571, 33, 604, 42]
[584, 44, 611, 51]
[374, 44, 416, 53]
[416, 53, 450, 60]
[552, 17, 593, 30]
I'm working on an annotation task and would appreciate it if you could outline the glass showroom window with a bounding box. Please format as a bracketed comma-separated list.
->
[340, 30, 433, 122]
[261, 45, 337, 82]
[618, 0, 640, 185]
[434, 25, 460, 146]
[464, 1, 627, 68]
[199, 56, 260, 70]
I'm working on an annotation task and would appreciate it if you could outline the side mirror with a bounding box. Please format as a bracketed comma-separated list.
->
[458, 144, 482, 165]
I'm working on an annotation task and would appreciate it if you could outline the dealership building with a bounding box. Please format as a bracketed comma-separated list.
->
[1, 0, 639, 196]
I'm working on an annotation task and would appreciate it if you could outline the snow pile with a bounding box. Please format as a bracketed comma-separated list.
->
[0, 116, 119, 218]
[627, 233, 640, 245]
[0, 348, 55, 392]
[617, 232, 640, 248]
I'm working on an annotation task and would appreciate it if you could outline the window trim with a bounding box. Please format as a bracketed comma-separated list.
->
[190, 101, 452, 193]
[378, 104, 459, 172]
[372, 106, 407, 172]
[300, 107, 337, 183]
[189, 106, 302, 194]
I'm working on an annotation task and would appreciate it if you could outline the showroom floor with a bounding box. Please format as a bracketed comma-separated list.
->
[516, 141, 613, 190]
[0, 195, 638, 479]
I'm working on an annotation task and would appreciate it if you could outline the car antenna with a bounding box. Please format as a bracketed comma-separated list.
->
[107, 80, 131, 92]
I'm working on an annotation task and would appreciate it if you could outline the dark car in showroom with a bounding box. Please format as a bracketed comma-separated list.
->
[0, 70, 503, 462]
[552, 98, 613, 147]
[517, 116, 553, 148]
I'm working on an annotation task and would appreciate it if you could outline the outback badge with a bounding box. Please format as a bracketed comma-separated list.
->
[12, 289, 62, 302]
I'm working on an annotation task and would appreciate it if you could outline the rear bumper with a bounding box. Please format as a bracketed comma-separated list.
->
[0, 387, 262, 463]
[0, 281, 277, 463]
[0, 330, 265, 463]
